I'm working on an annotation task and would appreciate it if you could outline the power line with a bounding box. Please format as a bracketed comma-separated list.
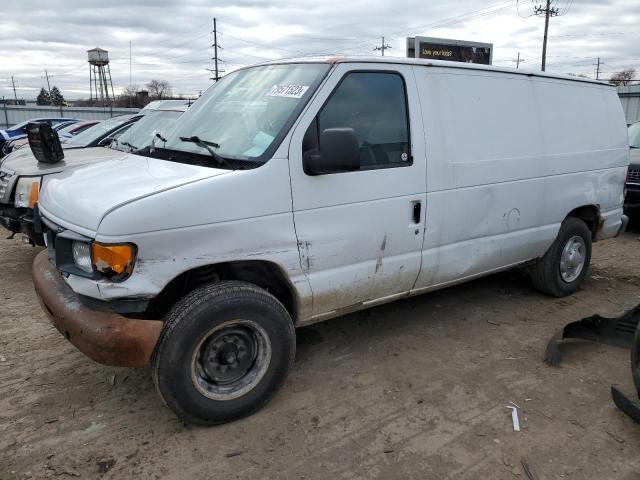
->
[373, 37, 391, 56]
[11, 76, 17, 101]
[594, 57, 603, 80]
[512, 52, 525, 68]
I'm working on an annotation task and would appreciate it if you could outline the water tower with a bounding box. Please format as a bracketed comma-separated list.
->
[88, 48, 115, 103]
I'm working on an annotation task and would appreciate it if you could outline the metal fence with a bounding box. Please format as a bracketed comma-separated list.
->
[618, 85, 640, 125]
[0, 104, 139, 130]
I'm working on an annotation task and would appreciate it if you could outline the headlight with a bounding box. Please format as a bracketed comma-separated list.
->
[70, 241, 136, 281]
[72, 241, 93, 273]
[14, 176, 41, 208]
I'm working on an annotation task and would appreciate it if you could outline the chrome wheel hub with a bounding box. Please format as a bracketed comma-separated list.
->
[559, 235, 586, 283]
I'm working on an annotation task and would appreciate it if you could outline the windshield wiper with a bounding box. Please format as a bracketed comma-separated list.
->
[179, 135, 230, 168]
[119, 140, 137, 151]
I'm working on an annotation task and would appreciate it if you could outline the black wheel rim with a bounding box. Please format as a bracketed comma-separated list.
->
[191, 319, 272, 401]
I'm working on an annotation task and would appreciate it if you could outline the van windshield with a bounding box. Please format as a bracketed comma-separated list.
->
[157, 63, 330, 167]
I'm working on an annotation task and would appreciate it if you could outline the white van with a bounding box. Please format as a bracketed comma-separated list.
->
[31, 57, 629, 425]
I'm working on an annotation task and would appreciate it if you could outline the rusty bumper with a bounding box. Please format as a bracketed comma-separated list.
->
[32, 250, 163, 367]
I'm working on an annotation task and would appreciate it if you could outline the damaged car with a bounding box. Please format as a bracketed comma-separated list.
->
[30, 58, 629, 425]
[0, 115, 141, 244]
[0, 106, 186, 245]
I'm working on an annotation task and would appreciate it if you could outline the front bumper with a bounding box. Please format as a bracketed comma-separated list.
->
[32, 250, 163, 367]
[0, 204, 21, 233]
[0, 213, 20, 233]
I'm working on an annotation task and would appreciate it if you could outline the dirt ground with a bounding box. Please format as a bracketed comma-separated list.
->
[1, 229, 639, 480]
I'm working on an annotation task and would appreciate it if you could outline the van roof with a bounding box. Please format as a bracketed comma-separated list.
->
[257, 56, 611, 87]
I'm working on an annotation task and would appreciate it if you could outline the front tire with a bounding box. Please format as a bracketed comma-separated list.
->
[530, 217, 592, 297]
[151, 281, 295, 425]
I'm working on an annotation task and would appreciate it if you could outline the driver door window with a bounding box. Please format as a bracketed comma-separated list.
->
[315, 72, 411, 169]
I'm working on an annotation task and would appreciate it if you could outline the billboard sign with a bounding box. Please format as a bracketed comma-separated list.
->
[406, 36, 493, 65]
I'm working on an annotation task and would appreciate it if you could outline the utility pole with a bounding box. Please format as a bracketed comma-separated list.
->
[128, 41, 133, 107]
[11, 76, 17, 101]
[535, 0, 559, 72]
[207, 18, 224, 81]
[373, 37, 391, 56]
[594, 57, 602, 80]
[44, 70, 52, 96]
[512, 52, 524, 69]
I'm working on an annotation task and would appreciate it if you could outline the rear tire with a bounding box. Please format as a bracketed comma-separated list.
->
[530, 217, 592, 297]
[151, 281, 295, 425]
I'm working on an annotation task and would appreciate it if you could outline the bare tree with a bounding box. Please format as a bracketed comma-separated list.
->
[113, 85, 141, 107]
[146, 79, 172, 99]
[609, 69, 636, 86]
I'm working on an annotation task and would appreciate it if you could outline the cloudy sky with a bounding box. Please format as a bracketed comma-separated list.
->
[0, 0, 639, 100]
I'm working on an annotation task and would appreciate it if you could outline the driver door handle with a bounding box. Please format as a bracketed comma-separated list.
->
[412, 201, 422, 224]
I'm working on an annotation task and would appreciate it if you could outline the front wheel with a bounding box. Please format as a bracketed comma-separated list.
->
[530, 217, 592, 297]
[151, 281, 296, 425]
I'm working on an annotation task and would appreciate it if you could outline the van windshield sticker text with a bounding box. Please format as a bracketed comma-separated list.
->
[266, 84, 309, 99]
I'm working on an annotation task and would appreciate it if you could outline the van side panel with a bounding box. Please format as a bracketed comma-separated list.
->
[413, 66, 628, 289]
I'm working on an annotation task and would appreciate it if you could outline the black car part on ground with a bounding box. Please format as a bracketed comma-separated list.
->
[611, 323, 640, 423]
[544, 305, 640, 366]
[544, 304, 640, 424]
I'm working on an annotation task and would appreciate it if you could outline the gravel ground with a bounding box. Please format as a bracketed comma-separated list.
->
[1, 229, 639, 480]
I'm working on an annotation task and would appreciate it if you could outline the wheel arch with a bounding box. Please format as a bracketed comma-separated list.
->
[147, 260, 299, 323]
[566, 204, 603, 240]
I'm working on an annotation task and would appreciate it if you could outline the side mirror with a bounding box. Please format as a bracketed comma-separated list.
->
[28, 122, 64, 164]
[98, 135, 115, 147]
[303, 127, 360, 175]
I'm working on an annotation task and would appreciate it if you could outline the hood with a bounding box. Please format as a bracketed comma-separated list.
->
[0, 146, 34, 170]
[39, 153, 231, 233]
[0, 146, 127, 176]
[630, 148, 640, 168]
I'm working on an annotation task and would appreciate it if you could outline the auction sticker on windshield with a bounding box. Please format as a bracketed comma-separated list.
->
[267, 84, 309, 99]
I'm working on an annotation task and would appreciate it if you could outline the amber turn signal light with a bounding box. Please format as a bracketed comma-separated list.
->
[91, 243, 136, 279]
[28, 181, 39, 208]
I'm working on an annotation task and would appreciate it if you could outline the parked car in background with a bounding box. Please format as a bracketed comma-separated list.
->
[141, 99, 192, 111]
[2, 119, 82, 155]
[0, 115, 140, 244]
[0, 107, 178, 245]
[62, 114, 143, 150]
[0, 118, 79, 157]
[625, 121, 640, 219]
[58, 120, 101, 141]
[30, 57, 629, 425]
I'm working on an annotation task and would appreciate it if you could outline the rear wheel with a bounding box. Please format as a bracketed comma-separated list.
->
[530, 217, 592, 297]
[151, 281, 295, 425]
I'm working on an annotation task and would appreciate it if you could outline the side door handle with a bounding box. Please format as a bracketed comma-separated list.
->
[412, 201, 422, 224]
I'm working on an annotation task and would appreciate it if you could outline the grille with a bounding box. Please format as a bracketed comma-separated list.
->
[0, 170, 13, 200]
[628, 168, 640, 184]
